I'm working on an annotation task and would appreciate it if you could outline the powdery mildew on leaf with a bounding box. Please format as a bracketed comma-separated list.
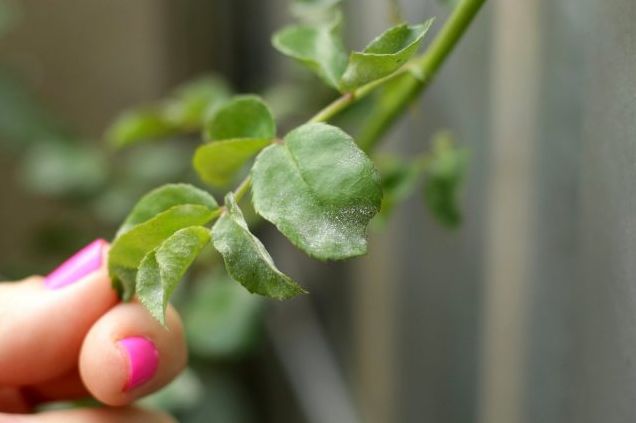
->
[212, 193, 306, 299]
[117, 183, 218, 236]
[251, 122, 382, 260]
[137, 226, 211, 325]
[110, 184, 218, 301]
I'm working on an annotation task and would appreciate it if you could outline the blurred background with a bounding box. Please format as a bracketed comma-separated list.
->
[1, 0, 635, 423]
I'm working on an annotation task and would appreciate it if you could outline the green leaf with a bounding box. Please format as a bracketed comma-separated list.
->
[423, 131, 468, 228]
[272, 21, 347, 90]
[339, 20, 434, 91]
[193, 138, 271, 187]
[122, 143, 191, 185]
[137, 226, 211, 325]
[111, 205, 215, 269]
[372, 154, 423, 229]
[205, 95, 276, 141]
[109, 265, 137, 302]
[106, 108, 177, 149]
[163, 76, 230, 129]
[251, 123, 382, 260]
[184, 271, 263, 358]
[212, 193, 306, 299]
[109, 204, 216, 300]
[195, 96, 275, 187]
[138, 368, 203, 412]
[117, 183, 219, 236]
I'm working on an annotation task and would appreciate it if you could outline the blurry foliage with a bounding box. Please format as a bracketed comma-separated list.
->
[372, 130, 468, 230]
[183, 271, 264, 358]
[372, 153, 424, 229]
[92, 143, 194, 225]
[423, 131, 468, 228]
[152, 368, 256, 423]
[20, 142, 108, 197]
[140, 368, 204, 414]
[106, 77, 230, 149]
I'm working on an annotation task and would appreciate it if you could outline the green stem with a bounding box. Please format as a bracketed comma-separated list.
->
[233, 174, 252, 203]
[309, 92, 355, 123]
[418, 0, 486, 80]
[231, 0, 485, 203]
[358, 0, 486, 151]
[307, 70, 407, 123]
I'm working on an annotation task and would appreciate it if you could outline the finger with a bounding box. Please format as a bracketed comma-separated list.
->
[0, 239, 117, 386]
[0, 370, 89, 413]
[0, 387, 30, 413]
[0, 406, 176, 423]
[23, 368, 89, 405]
[79, 302, 187, 406]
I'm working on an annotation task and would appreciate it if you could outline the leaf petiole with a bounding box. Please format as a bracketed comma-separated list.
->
[233, 175, 253, 203]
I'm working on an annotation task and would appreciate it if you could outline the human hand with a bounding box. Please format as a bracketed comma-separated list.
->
[0, 239, 187, 422]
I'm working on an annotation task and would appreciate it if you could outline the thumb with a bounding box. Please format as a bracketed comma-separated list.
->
[0, 239, 118, 386]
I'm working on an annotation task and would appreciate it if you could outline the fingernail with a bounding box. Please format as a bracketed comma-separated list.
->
[118, 336, 159, 391]
[44, 239, 107, 290]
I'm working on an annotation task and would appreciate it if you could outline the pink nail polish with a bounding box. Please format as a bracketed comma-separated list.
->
[118, 336, 159, 391]
[44, 239, 107, 290]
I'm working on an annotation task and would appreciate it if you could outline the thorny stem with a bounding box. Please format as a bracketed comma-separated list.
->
[232, 0, 486, 203]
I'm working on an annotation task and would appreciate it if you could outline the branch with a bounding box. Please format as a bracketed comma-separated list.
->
[357, 0, 487, 151]
[233, 0, 486, 201]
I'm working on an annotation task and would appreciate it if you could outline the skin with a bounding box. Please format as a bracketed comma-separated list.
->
[0, 244, 186, 422]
